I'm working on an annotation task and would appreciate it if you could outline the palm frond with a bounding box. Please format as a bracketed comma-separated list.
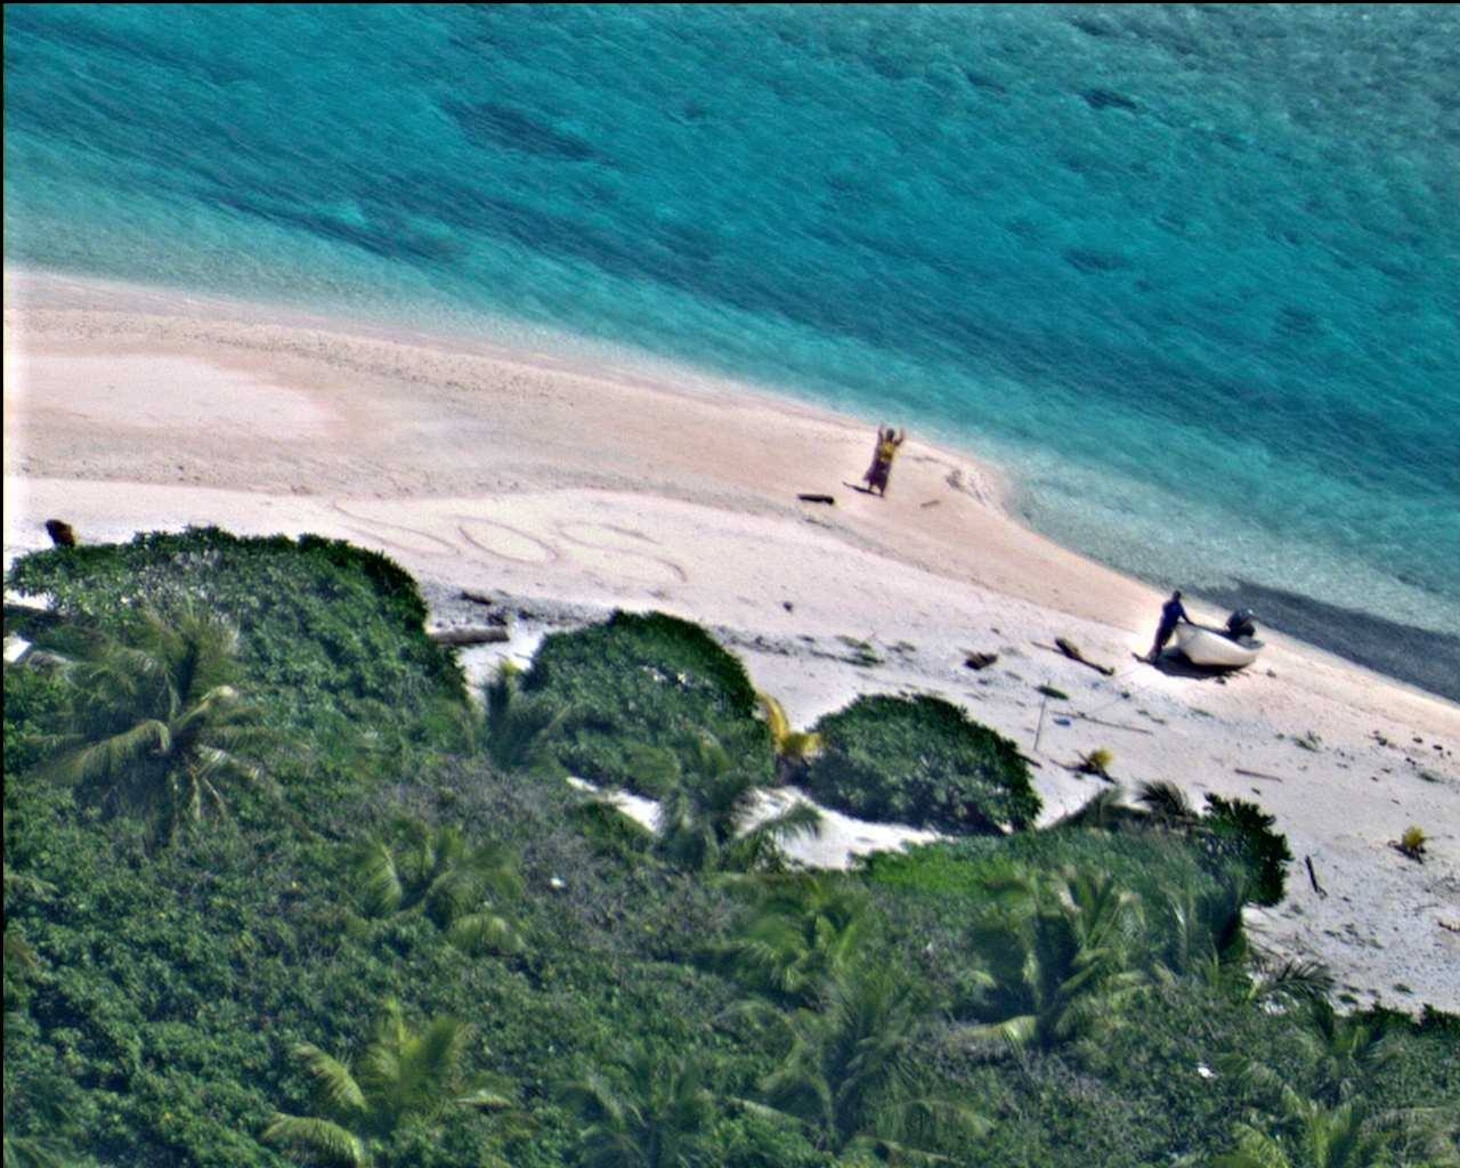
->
[1050, 787, 1132, 832]
[293, 1044, 368, 1120]
[446, 912, 523, 956]
[1135, 779, 1198, 827]
[348, 839, 405, 918]
[261, 1114, 369, 1167]
[47, 719, 172, 787]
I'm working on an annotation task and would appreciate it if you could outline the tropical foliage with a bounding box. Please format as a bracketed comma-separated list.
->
[521, 611, 773, 795]
[806, 694, 1039, 833]
[3, 530, 1456, 1168]
[962, 867, 1147, 1052]
[655, 734, 821, 874]
[263, 1000, 513, 1166]
[759, 965, 982, 1161]
[561, 1046, 716, 1168]
[40, 607, 273, 836]
[345, 817, 523, 955]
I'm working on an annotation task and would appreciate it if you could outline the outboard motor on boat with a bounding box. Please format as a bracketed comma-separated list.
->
[1225, 608, 1257, 641]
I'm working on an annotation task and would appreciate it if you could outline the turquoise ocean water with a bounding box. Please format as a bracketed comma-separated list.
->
[5, 5, 1458, 698]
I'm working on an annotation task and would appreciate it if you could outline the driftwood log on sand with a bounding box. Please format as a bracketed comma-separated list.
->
[428, 626, 510, 646]
[1053, 636, 1115, 676]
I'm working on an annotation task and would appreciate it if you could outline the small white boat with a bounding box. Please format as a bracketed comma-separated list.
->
[1174, 624, 1263, 669]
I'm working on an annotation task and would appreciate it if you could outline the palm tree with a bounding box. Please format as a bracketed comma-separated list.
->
[263, 1000, 513, 1167]
[656, 735, 820, 874]
[758, 693, 822, 785]
[482, 663, 569, 773]
[45, 607, 272, 833]
[964, 868, 1146, 1052]
[759, 966, 982, 1161]
[1213, 1090, 1399, 1168]
[1154, 875, 1249, 988]
[1229, 998, 1394, 1118]
[2, 1063, 81, 1168]
[561, 1046, 716, 1168]
[716, 873, 870, 1008]
[1134, 779, 1200, 830]
[346, 817, 523, 955]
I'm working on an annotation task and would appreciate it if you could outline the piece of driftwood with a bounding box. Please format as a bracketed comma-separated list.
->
[1440, 920, 1460, 935]
[428, 626, 510, 646]
[1054, 636, 1116, 676]
[797, 493, 836, 505]
[460, 589, 496, 607]
[1305, 855, 1327, 897]
[1235, 767, 1285, 783]
[963, 651, 999, 671]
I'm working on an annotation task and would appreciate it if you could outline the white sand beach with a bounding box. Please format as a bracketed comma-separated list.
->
[5, 269, 1458, 1013]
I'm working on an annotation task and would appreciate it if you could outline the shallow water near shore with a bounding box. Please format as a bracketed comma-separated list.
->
[5, 5, 1458, 693]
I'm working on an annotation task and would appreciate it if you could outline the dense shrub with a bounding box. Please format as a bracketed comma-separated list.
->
[521, 611, 772, 793]
[6, 528, 465, 732]
[806, 694, 1039, 833]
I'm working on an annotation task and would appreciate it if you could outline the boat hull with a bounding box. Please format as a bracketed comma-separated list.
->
[1174, 625, 1262, 669]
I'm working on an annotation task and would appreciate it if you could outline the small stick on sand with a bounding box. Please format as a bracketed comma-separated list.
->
[1305, 855, 1327, 897]
[1235, 767, 1285, 783]
[1066, 711, 1154, 737]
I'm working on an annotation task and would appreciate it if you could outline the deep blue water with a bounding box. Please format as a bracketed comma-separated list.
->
[5, 5, 1458, 694]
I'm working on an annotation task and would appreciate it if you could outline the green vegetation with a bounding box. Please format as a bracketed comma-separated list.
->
[344, 817, 523, 956]
[5, 530, 1456, 1168]
[521, 611, 772, 796]
[41, 606, 274, 840]
[263, 1001, 516, 1167]
[806, 694, 1040, 833]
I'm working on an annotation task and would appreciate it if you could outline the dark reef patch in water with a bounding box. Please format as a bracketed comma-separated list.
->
[1199, 580, 1460, 703]
[1083, 88, 1141, 113]
[442, 99, 602, 163]
[1063, 247, 1133, 274]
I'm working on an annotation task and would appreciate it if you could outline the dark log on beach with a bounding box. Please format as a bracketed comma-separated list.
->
[460, 589, 496, 607]
[428, 626, 510, 646]
[964, 651, 999, 671]
[45, 519, 78, 547]
[1235, 767, 1285, 783]
[1053, 636, 1116, 676]
[797, 493, 836, 505]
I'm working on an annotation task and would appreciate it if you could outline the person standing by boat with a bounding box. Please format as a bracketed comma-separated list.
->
[1145, 590, 1191, 663]
[863, 424, 906, 497]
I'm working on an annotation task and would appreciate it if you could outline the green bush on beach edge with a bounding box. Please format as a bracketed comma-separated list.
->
[807, 693, 1040, 833]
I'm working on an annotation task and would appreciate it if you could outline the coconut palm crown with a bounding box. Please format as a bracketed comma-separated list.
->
[45, 607, 272, 833]
[263, 1000, 512, 1167]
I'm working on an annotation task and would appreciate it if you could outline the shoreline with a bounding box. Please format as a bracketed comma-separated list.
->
[4, 268, 1458, 1014]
